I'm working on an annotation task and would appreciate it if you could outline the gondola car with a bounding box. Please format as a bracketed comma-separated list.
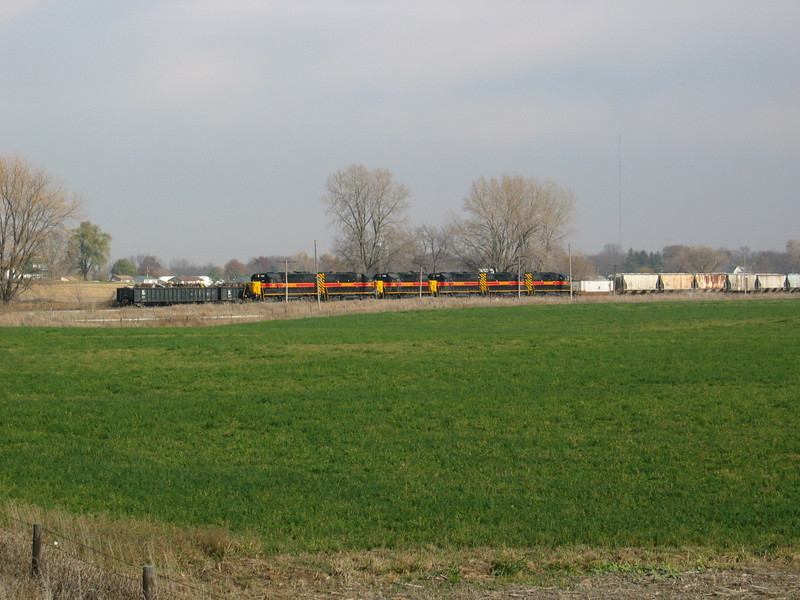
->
[116, 285, 243, 305]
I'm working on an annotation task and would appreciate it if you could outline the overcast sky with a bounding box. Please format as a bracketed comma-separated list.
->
[2, 1, 798, 266]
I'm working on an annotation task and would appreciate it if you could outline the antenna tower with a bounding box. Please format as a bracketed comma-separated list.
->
[618, 135, 622, 250]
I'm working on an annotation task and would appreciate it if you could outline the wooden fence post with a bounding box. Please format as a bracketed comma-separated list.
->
[31, 523, 42, 578]
[142, 564, 155, 600]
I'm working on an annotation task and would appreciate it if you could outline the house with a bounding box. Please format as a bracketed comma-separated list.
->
[134, 276, 160, 285]
[109, 274, 134, 283]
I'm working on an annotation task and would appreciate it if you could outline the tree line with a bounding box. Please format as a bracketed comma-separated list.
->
[588, 242, 800, 278]
[112, 165, 578, 283]
[107, 238, 800, 287]
[321, 164, 576, 276]
[3, 154, 797, 304]
[106, 252, 348, 282]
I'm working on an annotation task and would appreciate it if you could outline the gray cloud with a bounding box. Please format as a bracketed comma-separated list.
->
[2, 1, 798, 265]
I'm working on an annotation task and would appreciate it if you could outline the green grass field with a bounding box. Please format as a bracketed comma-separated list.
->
[1, 299, 798, 555]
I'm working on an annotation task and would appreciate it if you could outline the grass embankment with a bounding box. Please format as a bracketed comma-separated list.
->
[18, 280, 120, 301]
[0, 299, 798, 594]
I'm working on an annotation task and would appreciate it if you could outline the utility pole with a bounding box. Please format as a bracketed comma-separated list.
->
[569, 243, 573, 300]
[315, 240, 321, 309]
[618, 134, 623, 251]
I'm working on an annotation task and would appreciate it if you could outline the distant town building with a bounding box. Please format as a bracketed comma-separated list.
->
[109, 274, 134, 283]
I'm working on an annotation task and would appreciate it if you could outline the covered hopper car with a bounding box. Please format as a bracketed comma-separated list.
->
[612, 272, 799, 293]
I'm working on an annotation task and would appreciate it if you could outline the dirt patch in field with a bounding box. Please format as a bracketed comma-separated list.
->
[507, 569, 800, 599]
[18, 280, 120, 300]
[3, 546, 799, 600]
[195, 558, 800, 600]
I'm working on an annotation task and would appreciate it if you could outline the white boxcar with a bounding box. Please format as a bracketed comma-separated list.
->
[615, 273, 659, 293]
[728, 273, 757, 292]
[786, 274, 800, 292]
[659, 273, 695, 291]
[694, 273, 728, 291]
[578, 280, 614, 294]
[756, 274, 787, 291]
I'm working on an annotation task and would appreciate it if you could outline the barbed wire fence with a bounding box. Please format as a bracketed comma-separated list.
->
[0, 510, 227, 600]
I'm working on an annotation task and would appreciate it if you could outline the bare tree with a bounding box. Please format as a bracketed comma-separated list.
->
[133, 254, 164, 277]
[589, 243, 626, 278]
[318, 253, 346, 272]
[411, 223, 455, 273]
[661, 245, 689, 272]
[322, 165, 411, 273]
[674, 246, 730, 273]
[452, 174, 574, 272]
[550, 246, 597, 280]
[246, 256, 276, 273]
[169, 257, 193, 276]
[0, 155, 82, 302]
[736, 246, 752, 272]
[528, 180, 575, 270]
[569, 252, 598, 280]
[224, 259, 247, 280]
[291, 251, 315, 272]
[38, 225, 72, 279]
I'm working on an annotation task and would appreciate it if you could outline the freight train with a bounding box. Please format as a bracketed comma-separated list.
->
[115, 271, 570, 305]
[115, 270, 800, 306]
